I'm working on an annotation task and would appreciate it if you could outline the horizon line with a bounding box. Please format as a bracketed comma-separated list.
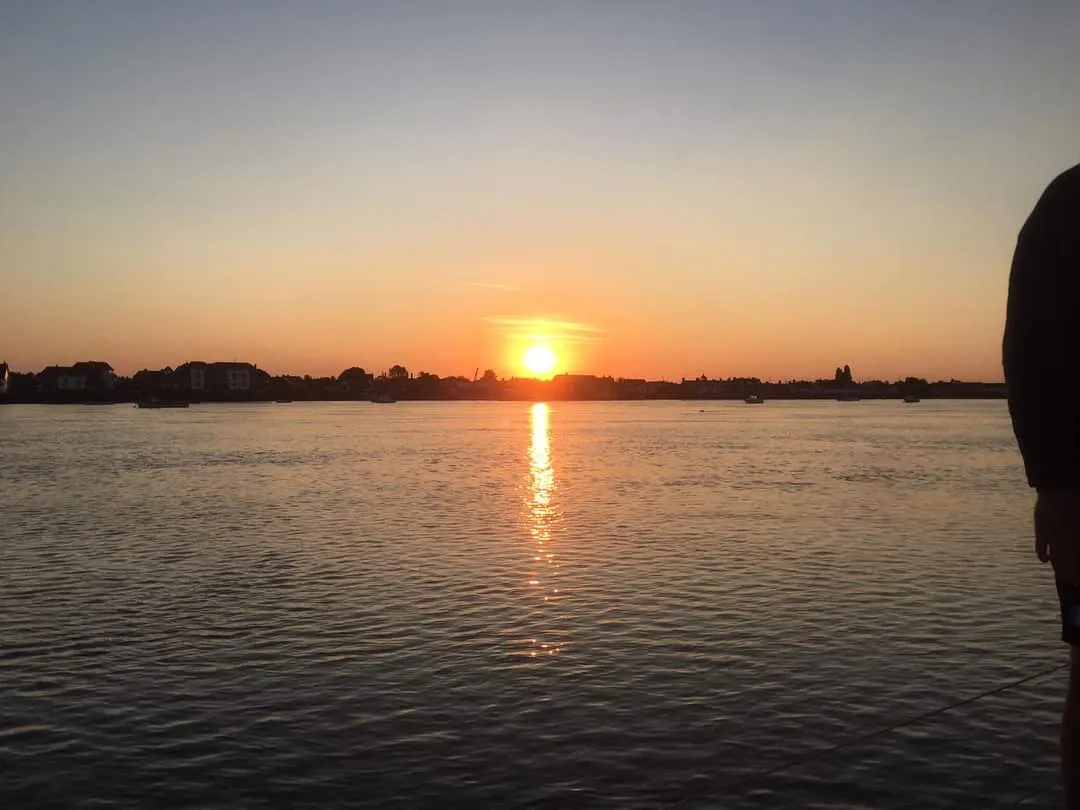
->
[0, 358, 1005, 386]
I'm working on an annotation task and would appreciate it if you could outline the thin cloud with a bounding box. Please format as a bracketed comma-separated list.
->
[466, 281, 524, 293]
[483, 316, 605, 345]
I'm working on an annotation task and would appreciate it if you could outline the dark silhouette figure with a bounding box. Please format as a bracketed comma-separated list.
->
[1004, 162, 1080, 808]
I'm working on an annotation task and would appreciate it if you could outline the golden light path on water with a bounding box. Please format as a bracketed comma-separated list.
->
[525, 403, 563, 658]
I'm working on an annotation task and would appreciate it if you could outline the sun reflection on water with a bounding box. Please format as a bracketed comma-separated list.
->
[524, 403, 565, 658]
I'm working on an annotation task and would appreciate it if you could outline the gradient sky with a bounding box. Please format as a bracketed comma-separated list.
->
[2, 1, 1078, 381]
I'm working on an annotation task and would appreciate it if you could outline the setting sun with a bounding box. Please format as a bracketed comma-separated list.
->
[523, 344, 557, 377]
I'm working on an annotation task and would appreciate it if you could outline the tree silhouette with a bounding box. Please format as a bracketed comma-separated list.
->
[338, 367, 372, 391]
[388, 365, 409, 380]
[414, 371, 440, 395]
[480, 369, 498, 384]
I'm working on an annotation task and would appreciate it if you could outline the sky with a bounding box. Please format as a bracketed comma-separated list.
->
[2, 1, 1078, 382]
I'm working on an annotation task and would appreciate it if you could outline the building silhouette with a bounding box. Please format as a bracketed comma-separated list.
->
[36, 362, 116, 393]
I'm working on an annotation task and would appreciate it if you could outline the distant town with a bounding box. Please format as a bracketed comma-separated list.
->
[0, 359, 1006, 404]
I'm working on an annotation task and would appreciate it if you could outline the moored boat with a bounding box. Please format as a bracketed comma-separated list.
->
[136, 398, 190, 409]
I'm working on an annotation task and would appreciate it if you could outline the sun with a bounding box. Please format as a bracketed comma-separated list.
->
[523, 344, 558, 377]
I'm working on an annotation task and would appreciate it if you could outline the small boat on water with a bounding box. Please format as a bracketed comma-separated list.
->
[903, 394, 920, 404]
[275, 399, 293, 404]
[136, 398, 190, 409]
[370, 392, 397, 404]
[744, 394, 764, 404]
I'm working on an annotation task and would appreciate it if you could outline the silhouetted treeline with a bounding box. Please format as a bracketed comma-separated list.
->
[0, 359, 1007, 403]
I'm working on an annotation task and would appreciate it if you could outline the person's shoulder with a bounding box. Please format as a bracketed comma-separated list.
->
[1015, 163, 1080, 253]
[1026, 162, 1080, 230]
[1042, 162, 1080, 203]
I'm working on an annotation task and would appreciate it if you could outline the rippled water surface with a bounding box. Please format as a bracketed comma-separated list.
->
[0, 401, 1066, 808]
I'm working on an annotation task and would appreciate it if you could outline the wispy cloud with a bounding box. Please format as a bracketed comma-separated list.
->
[466, 281, 524, 293]
[483, 316, 604, 345]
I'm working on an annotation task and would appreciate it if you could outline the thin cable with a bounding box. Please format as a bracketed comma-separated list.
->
[660, 660, 1068, 809]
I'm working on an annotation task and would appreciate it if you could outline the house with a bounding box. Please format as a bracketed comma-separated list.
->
[644, 380, 680, 398]
[550, 374, 616, 400]
[0, 362, 8, 396]
[132, 367, 178, 396]
[615, 378, 648, 398]
[173, 361, 270, 396]
[37, 361, 116, 393]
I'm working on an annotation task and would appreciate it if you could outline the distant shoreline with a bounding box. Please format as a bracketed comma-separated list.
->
[0, 392, 1006, 405]
[0, 362, 1007, 405]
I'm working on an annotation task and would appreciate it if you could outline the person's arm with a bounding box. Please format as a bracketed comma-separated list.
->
[1004, 168, 1080, 493]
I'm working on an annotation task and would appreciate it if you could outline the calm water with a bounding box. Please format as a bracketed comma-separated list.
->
[0, 401, 1065, 808]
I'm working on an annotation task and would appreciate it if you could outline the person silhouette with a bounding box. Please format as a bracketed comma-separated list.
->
[1004, 161, 1080, 808]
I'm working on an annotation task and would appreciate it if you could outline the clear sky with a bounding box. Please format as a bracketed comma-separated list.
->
[2, 1, 1078, 381]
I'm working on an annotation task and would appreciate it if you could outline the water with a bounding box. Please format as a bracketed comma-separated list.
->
[0, 401, 1065, 808]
